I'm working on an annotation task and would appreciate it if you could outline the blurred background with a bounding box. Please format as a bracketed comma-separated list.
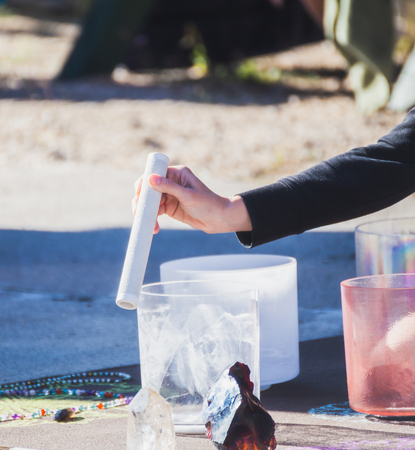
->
[0, 0, 415, 188]
[1, 0, 415, 382]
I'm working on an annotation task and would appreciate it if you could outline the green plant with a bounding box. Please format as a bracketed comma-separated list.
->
[190, 43, 210, 74]
[234, 59, 282, 84]
[0, 5, 14, 16]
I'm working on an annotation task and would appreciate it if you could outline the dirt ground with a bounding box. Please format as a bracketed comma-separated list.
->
[0, 10, 408, 185]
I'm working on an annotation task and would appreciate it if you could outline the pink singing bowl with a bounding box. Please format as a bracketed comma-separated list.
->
[341, 274, 415, 416]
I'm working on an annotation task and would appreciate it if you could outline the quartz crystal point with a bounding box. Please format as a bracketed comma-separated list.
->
[127, 387, 176, 450]
[202, 362, 277, 450]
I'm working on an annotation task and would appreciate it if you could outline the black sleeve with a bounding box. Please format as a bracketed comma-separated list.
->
[236, 108, 415, 248]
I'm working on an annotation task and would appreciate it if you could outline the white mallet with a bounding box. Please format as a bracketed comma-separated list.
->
[116, 152, 169, 310]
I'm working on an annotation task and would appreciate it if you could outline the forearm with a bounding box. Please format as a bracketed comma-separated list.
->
[237, 108, 415, 248]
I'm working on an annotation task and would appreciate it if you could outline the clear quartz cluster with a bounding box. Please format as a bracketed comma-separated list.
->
[127, 388, 176, 450]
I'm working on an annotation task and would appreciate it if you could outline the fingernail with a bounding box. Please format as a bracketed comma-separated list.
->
[150, 174, 161, 185]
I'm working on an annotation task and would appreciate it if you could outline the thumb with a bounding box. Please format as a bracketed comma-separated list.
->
[149, 174, 190, 200]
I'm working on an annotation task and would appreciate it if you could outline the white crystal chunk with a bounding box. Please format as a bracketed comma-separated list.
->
[127, 388, 176, 450]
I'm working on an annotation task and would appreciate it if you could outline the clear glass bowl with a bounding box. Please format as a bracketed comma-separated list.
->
[355, 218, 415, 276]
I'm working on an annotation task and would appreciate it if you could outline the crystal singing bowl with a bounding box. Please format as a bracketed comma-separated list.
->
[355, 218, 415, 277]
[341, 274, 415, 416]
[160, 254, 299, 389]
[138, 280, 259, 432]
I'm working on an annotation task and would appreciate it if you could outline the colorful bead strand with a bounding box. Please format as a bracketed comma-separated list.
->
[0, 371, 136, 423]
[0, 396, 134, 423]
[0, 371, 131, 396]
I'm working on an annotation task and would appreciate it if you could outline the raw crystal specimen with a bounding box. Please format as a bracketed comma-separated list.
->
[202, 362, 277, 450]
[127, 388, 176, 450]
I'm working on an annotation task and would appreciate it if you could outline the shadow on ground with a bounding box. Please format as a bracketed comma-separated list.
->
[0, 71, 352, 106]
[0, 228, 355, 309]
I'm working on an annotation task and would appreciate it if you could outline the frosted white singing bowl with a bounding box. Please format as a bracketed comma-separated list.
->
[138, 280, 260, 434]
[160, 254, 299, 389]
[355, 218, 415, 276]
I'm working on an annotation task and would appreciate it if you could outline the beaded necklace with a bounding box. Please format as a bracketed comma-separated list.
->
[0, 371, 136, 423]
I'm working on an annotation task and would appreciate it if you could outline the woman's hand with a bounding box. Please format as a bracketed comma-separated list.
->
[132, 166, 252, 234]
